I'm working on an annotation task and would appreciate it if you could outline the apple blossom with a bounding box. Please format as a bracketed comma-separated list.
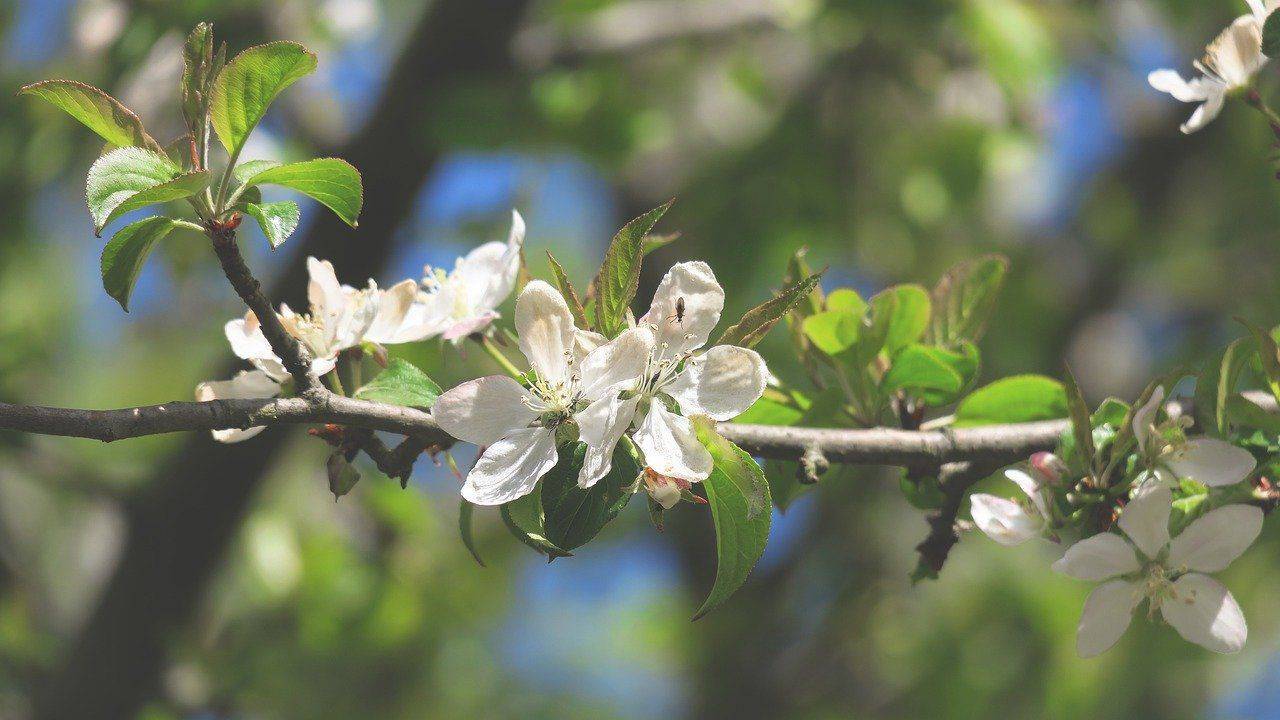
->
[1148, 1, 1274, 134]
[970, 462, 1059, 546]
[432, 280, 654, 505]
[574, 261, 769, 501]
[1132, 386, 1256, 488]
[390, 210, 526, 343]
[1052, 485, 1260, 656]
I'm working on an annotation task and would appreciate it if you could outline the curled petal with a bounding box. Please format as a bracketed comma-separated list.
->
[1004, 467, 1049, 519]
[970, 493, 1043, 546]
[1181, 90, 1226, 134]
[432, 375, 537, 447]
[365, 279, 420, 345]
[1167, 504, 1263, 573]
[575, 394, 641, 489]
[1161, 573, 1247, 654]
[666, 345, 768, 421]
[1117, 484, 1172, 560]
[1076, 579, 1142, 658]
[1163, 438, 1256, 487]
[462, 427, 559, 505]
[456, 209, 525, 313]
[633, 402, 713, 482]
[1147, 69, 1211, 102]
[640, 261, 724, 356]
[515, 280, 576, 384]
[1052, 532, 1141, 581]
[306, 257, 346, 324]
[1131, 385, 1165, 452]
[577, 325, 655, 401]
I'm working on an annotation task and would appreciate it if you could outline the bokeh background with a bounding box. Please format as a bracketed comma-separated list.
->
[3, 0, 1280, 718]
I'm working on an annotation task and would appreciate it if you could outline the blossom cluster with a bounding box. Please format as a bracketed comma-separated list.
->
[971, 387, 1263, 657]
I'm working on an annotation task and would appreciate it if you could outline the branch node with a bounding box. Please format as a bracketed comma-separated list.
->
[796, 442, 828, 484]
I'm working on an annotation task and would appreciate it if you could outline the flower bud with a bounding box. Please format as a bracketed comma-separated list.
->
[1029, 451, 1067, 484]
[643, 468, 686, 510]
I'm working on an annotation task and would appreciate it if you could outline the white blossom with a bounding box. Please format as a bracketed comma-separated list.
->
[432, 280, 654, 505]
[1052, 485, 1260, 657]
[391, 210, 526, 343]
[574, 261, 768, 501]
[1132, 386, 1256, 488]
[1148, 1, 1274, 133]
[971, 465, 1056, 546]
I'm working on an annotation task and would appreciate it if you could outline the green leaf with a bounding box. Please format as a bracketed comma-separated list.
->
[1264, 9, 1280, 58]
[1092, 398, 1129, 428]
[501, 485, 573, 559]
[1062, 365, 1096, 474]
[735, 395, 806, 426]
[640, 231, 680, 258]
[954, 374, 1067, 427]
[716, 268, 826, 348]
[458, 500, 485, 567]
[243, 201, 300, 249]
[592, 201, 672, 336]
[85, 147, 209, 233]
[353, 358, 441, 408]
[881, 343, 978, 406]
[546, 251, 590, 329]
[1196, 337, 1253, 438]
[1227, 394, 1280, 434]
[1240, 318, 1280, 404]
[234, 159, 281, 181]
[327, 452, 360, 499]
[801, 310, 860, 356]
[692, 418, 771, 620]
[928, 254, 1009, 346]
[786, 247, 825, 316]
[540, 441, 640, 551]
[880, 284, 931, 354]
[238, 158, 363, 227]
[825, 288, 865, 314]
[19, 80, 164, 154]
[854, 290, 898, 366]
[210, 41, 317, 156]
[99, 216, 180, 312]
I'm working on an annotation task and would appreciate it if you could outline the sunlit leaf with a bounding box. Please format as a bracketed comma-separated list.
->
[592, 201, 672, 336]
[210, 41, 317, 156]
[353, 358, 441, 408]
[238, 158, 363, 227]
[99, 216, 181, 312]
[954, 374, 1066, 427]
[20, 80, 164, 154]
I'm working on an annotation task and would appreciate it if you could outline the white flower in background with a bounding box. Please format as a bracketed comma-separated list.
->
[432, 281, 654, 505]
[200, 258, 418, 443]
[574, 261, 769, 500]
[392, 210, 526, 343]
[1131, 386, 1256, 488]
[970, 454, 1064, 546]
[1053, 485, 1261, 657]
[1148, 1, 1274, 134]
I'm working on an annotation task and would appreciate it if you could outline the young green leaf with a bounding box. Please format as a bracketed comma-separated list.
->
[540, 441, 639, 551]
[546, 251, 590, 329]
[238, 158, 363, 227]
[209, 41, 317, 156]
[879, 284, 931, 354]
[243, 201, 300, 249]
[881, 342, 978, 406]
[786, 247, 825, 316]
[99, 216, 181, 312]
[500, 485, 573, 559]
[1264, 9, 1280, 58]
[953, 374, 1067, 427]
[825, 288, 865, 314]
[353, 358, 441, 408]
[1062, 365, 1096, 474]
[1195, 337, 1253, 438]
[928, 254, 1008, 346]
[640, 231, 680, 258]
[592, 201, 673, 336]
[716, 269, 826, 348]
[459, 500, 485, 567]
[691, 418, 771, 620]
[19, 80, 164, 154]
[1227, 394, 1280, 434]
[85, 147, 209, 233]
[801, 309, 860, 356]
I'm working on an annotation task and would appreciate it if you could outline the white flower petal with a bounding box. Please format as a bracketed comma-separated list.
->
[1167, 504, 1263, 573]
[195, 370, 282, 443]
[1163, 438, 1256, 487]
[970, 493, 1043, 546]
[1004, 468, 1049, 519]
[648, 478, 682, 510]
[1181, 90, 1226, 134]
[639, 261, 724, 355]
[1161, 573, 1247, 654]
[1076, 579, 1142, 658]
[574, 329, 607, 359]
[1051, 533, 1141, 580]
[432, 375, 537, 446]
[667, 345, 768, 421]
[633, 402, 713, 482]
[461, 427, 559, 505]
[441, 311, 499, 341]
[456, 209, 525, 313]
[577, 325, 655, 401]
[515, 280, 576, 384]
[1118, 484, 1172, 560]
[1148, 69, 1210, 102]
[1132, 385, 1165, 452]
[306, 257, 346, 324]
[364, 279, 419, 345]
[575, 394, 641, 488]
[225, 313, 275, 362]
